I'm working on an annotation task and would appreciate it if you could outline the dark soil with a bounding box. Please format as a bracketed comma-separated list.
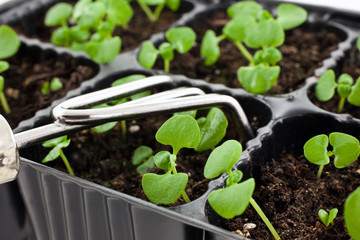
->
[310, 45, 360, 118]
[13, 1, 190, 52]
[224, 153, 360, 239]
[0, 44, 96, 129]
[39, 109, 243, 206]
[154, 10, 340, 94]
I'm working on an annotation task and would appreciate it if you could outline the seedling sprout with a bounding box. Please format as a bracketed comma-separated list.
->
[45, 0, 132, 63]
[318, 208, 338, 227]
[41, 77, 63, 95]
[204, 140, 280, 240]
[132, 145, 155, 174]
[315, 70, 360, 113]
[0, 25, 21, 114]
[142, 115, 200, 204]
[303, 132, 360, 178]
[139, 27, 196, 72]
[42, 136, 74, 176]
[200, 1, 307, 94]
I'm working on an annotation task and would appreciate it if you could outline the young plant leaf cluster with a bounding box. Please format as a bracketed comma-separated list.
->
[139, 27, 196, 72]
[130, 0, 181, 22]
[204, 140, 280, 240]
[142, 108, 228, 204]
[303, 132, 360, 178]
[0, 25, 21, 114]
[45, 0, 133, 63]
[41, 77, 63, 95]
[318, 208, 338, 227]
[42, 136, 74, 176]
[200, 1, 307, 94]
[315, 69, 360, 113]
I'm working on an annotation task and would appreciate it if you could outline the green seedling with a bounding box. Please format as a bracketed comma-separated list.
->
[200, 1, 307, 94]
[0, 25, 21, 114]
[204, 140, 280, 240]
[132, 145, 155, 174]
[139, 27, 196, 72]
[142, 115, 200, 204]
[131, 0, 181, 22]
[303, 132, 360, 178]
[91, 74, 151, 138]
[318, 208, 338, 227]
[41, 77, 63, 95]
[344, 187, 360, 240]
[42, 136, 74, 176]
[315, 70, 360, 113]
[45, 0, 133, 63]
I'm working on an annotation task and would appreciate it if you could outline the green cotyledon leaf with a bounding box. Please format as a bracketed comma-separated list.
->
[277, 3, 307, 30]
[195, 108, 228, 152]
[303, 134, 329, 166]
[315, 70, 336, 101]
[166, 27, 196, 54]
[155, 115, 200, 155]
[142, 172, 188, 204]
[44, 2, 73, 27]
[208, 178, 255, 219]
[348, 77, 360, 106]
[238, 65, 280, 94]
[204, 140, 242, 179]
[0, 25, 20, 59]
[329, 132, 360, 168]
[200, 30, 221, 66]
[85, 36, 121, 63]
[139, 41, 159, 69]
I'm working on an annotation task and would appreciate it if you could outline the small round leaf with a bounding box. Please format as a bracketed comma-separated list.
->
[238, 65, 280, 94]
[337, 73, 353, 99]
[166, 27, 196, 54]
[142, 173, 188, 204]
[0, 25, 20, 59]
[72, 0, 92, 21]
[107, 0, 133, 26]
[303, 134, 329, 166]
[277, 3, 307, 30]
[315, 70, 336, 101]
[245, 19, 284, 48]
[208, 178, 255, 219]
[166, 0, 181, 11]
[154, 151, 171, 170]
[78, 2, 106, 29]
[223, 18, 255, 42]
[156, 115, 200, 155]
[204, 140, 242, 179]
[136, 157, 155, 175]
[51, 27, 72, 46]
[45, 3, 73, 27]
[159, 42, 174, 61]
[85, 36, 121, 63]
[227, 1, 262, 19]
[329, 132, 360, 168]
[132, 146, 153, 165]
[138, 41, 159, 69]
[344, 187, 360, 240]
[200, 30, 220, 66]
[0, 61, 9, 73]
[195, 108, 228, 152]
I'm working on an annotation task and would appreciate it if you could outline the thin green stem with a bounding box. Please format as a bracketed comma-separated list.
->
[0, 91, 10, 114]
[170, 157, 190, 203]
[153, 3, 165, 21]
[338, 97, 345, 113]
[164, 59, 170, 73]
[60, 150, 74, 176]
[234, 41, 254, 65]
[249, 197, 280, 240]
[217, 34, 226, 43]
[121, 120, 126, 140]
[317, 164, 324, 179]
[137, 1, 156, 22]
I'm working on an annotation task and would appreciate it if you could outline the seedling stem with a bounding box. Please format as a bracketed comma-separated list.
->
[338, 97, 345, 113]
[60, 150, 74, 176]
[137, 1, 157, 22]
[317, 164, 324, 179]
[249, 197, 280, 240]
[234, 41, 254, 65]
[0, 91, 10, 114]
[164, 59, 170, 73]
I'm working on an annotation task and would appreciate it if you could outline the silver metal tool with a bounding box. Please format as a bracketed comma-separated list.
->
[0, 75, 254, 184]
